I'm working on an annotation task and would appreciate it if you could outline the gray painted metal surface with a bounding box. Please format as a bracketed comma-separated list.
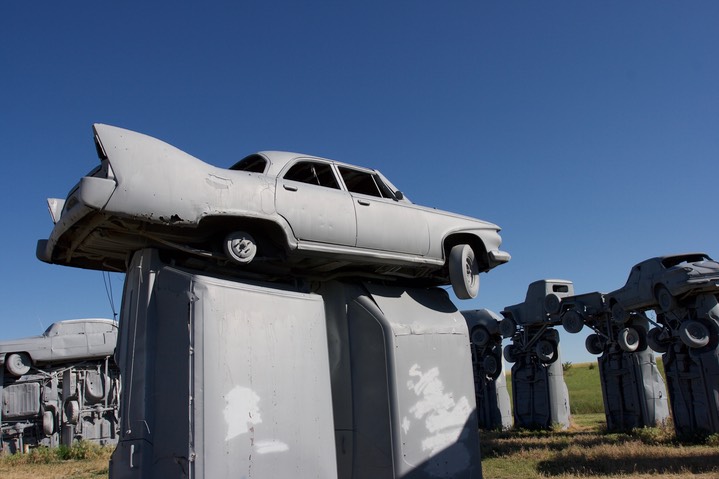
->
[109, 249, 482, 478]
[110, 249, 338, 479]
[663, 345, 719, 435]
[322, 281, 481, 479]
[461, 309, 512, 430]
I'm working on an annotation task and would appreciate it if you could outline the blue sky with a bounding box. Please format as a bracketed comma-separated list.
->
[1, 2, 717, 363]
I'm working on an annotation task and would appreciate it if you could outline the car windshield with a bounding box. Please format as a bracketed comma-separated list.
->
[229, 154, 268, 173]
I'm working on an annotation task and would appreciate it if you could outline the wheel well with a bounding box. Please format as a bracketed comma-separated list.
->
[198, 217, 289, 253]
[443, 234, 488, 270]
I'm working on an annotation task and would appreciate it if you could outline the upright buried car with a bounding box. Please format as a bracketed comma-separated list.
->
[37, 124, 509, 299]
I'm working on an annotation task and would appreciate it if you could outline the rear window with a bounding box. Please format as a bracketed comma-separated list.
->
[283, 161, 340, 189]
[230, 154, 268, 173]
[661, 254, 710, 268]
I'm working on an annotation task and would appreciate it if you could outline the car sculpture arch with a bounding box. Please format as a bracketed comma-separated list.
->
[37, 124, 509, 299]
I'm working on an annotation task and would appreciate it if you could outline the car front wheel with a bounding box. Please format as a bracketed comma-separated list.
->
[5, 352, 32, 377]
[448, 244, 480, 300]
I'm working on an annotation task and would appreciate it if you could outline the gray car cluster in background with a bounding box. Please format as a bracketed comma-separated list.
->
[0, 319, 120, 453]
[468, 253, 719, 436]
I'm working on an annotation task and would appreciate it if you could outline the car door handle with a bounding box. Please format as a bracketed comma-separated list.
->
[357, 199, 371, 206]
[283, 184, 298, 192]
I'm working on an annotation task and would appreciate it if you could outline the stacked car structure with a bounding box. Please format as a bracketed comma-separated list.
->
[497, 280, 573, 430]
[605, 254, 719, 436]
[0, 319, 120, 453]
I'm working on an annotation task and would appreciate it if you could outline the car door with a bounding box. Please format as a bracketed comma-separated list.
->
[50, 321, 89, 361]
[87, 321, 117, 356]
[275, 159, 357, 246]
[337, 166, 430, 255]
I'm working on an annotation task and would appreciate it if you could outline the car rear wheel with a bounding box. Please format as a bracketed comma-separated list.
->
[561, 310, 585, 334]
[679, 319, 711, 348]
[503, 344, 519, 363]
[471, 326, 491, 348]
[448, 244, 479, 300]
[535, 340, 558, 364]
[618, 327, 640, 352]
[5, 352, 31, 377]
[585, 334, 605, 355]
[483, 355, 499, 377]
[647, 327, 669, 353]
[224, 231, 257, 264]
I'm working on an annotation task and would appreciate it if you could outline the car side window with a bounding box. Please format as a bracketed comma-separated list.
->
[229, 154, 268, 173]
[338, 167, 394, 198]
[283, 161, 340, 189]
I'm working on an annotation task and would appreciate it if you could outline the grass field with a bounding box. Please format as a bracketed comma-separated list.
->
[2, 361, 717, 478]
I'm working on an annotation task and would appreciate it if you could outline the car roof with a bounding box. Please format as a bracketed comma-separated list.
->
[44, 318, 118, 333]
[256, 151, 379, 178]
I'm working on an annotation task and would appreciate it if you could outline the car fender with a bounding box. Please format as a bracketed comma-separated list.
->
[94, 124, 281, 228]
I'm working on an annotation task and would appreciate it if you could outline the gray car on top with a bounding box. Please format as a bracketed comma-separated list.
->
[37, 124, 510, 299]
[607, 253, 719, 319]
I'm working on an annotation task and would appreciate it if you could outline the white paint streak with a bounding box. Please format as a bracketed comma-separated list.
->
[223, 386, 262, 441]
[401, 416, 411, 434]
[255, 440, 290, 454]
[405, 363, 471, 466]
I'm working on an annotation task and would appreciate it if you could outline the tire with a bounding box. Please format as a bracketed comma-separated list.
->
[64, 400, 80, 425]
[448, 244, 480, 300]
[544, 293, 562, 315]
[561, 310, 585, 334]
[535, 340, 558, 364]
[471, 326, 490, 348]
[43, 411, 55, 436]
[483, 355, 499, 377]
[585, 334, 604, 355]
[503, 344, 519, 363]
[647, 327, 669, 353]
[679, 319, 710, 348]
[224, 231, 257, 264]
[655, 285, 677, 312]
[499, 317, 517, 339]
[618, 327, 640, 352]
[5, 352, 31, 377]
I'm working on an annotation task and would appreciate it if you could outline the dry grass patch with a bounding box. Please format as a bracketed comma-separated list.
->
[482, 418, 719, 479]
